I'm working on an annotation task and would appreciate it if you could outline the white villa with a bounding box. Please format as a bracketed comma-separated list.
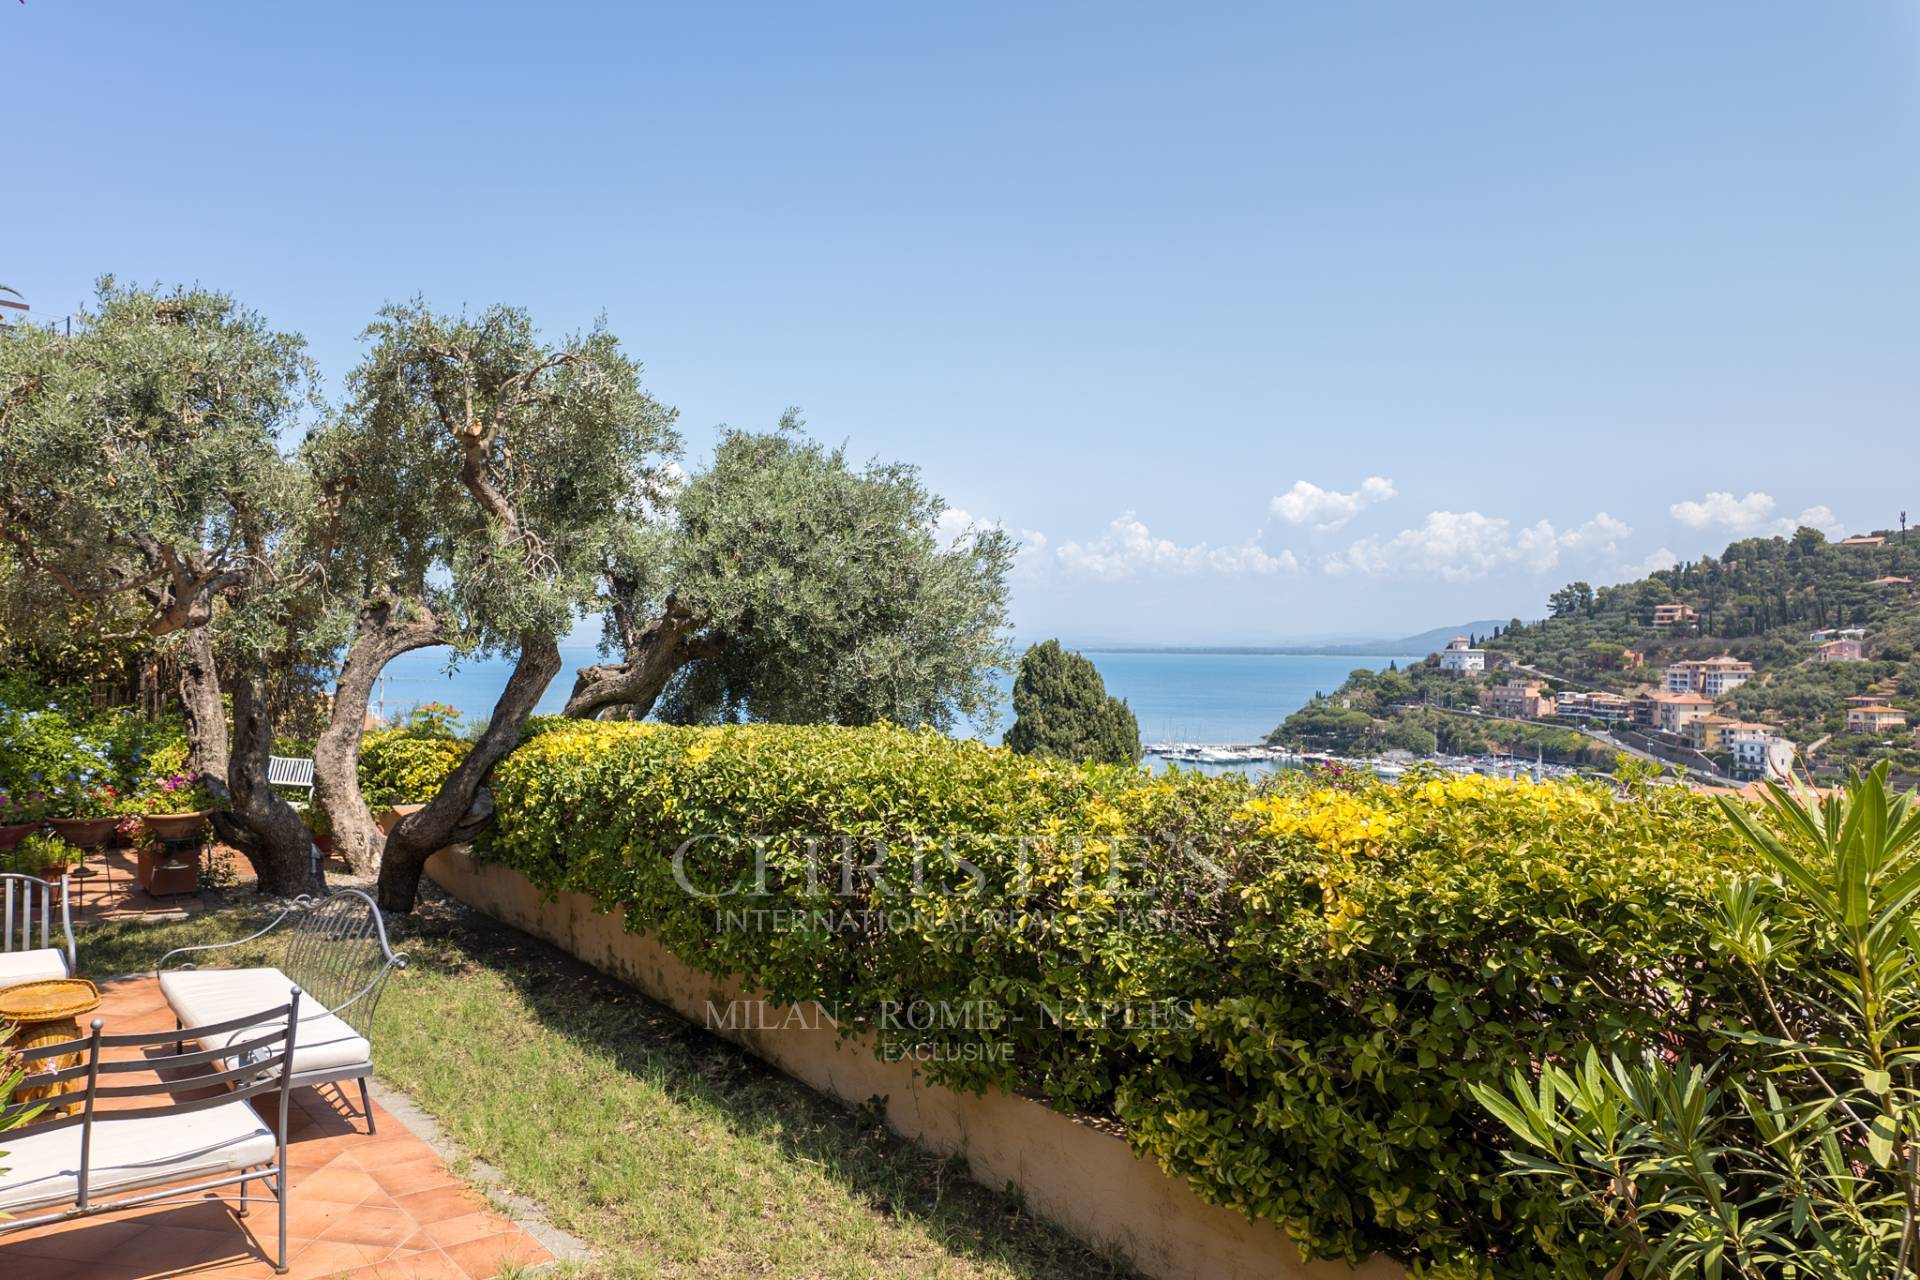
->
[1664, 655, 1755, 697]
[1437, 636, 1486, 673]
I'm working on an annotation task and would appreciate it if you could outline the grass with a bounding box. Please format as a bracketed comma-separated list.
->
[78, 897, 1132, 1280]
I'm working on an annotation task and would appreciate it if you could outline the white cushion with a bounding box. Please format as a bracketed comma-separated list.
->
[158, 967, 371, 1078]
[0, 947, 70, 991]
[0, 1099, 275, 1212]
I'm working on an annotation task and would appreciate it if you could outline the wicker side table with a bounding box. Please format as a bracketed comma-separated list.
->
[0, 978, 101, 1108]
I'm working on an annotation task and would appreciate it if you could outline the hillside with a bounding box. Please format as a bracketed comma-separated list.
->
[1272, 527, 1920, 780]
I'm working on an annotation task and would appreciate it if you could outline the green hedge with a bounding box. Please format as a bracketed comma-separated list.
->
[479, 720, 1761, 1275]
[358, 729, 469, 811]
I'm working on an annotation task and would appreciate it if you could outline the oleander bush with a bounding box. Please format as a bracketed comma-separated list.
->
[1473, 769, 1920, 1278]
[477, 720, 1771, 1274]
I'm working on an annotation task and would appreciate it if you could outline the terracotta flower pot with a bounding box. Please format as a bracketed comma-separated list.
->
[48, 817, 118, 848]
[0, 822, 40, 851]
[312, 834, 336, 855]
[376, 804, 425, 836]
[141, 811, 212, 843]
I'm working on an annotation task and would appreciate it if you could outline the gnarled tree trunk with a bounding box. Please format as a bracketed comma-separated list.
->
[313, 598, 444, 875]
[562, 594, 714, 719]
[378, 633, 562, 913]
[221, 664, 326, 897]
[176, 628, 230, 782]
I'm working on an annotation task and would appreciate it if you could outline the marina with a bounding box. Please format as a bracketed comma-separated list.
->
[1145, 742, 1590, 784]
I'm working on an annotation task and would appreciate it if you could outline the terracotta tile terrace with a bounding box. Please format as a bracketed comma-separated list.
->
[0, 973, 551, 1280]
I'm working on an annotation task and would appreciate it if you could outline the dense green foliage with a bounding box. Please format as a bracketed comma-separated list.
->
[0, 279, 319, 651]
[1278, 529, 1920, 779]
[641, 422, 1014, 730]
[0, 675, 188, 820]
[1497, 530, 1920, 761]
[477, 720, 1769, 1273]
[2, 832, 82, 874]
[331, 301, 681, 649]
[1003, 639, 1141, 764]
[2, 279, 1017, 903]
[356, 727, 470, 812]
[1273, 662, 1613, 767]
[1477, 769, 1920, 1277]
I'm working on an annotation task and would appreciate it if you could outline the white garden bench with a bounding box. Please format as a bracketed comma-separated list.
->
[157, 889, 406, 1133]
[0, 871, 76, 991]
[0, 990, 303, 1274]
[267, 754, 315, 800]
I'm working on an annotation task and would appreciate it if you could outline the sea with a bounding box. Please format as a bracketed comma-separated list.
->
[375, 645, 1419, 772]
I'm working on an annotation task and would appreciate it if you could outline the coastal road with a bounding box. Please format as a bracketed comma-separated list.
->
[1402, 703, 1737, 785]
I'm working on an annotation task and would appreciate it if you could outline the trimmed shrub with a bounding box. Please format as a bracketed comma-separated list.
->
[479, 721, 1761, 1274]
[358, 729, 469, 812]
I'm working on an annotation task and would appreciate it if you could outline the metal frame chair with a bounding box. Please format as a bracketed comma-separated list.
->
[1, 870, 77, 981]
[157, 889, 406, 1131]
[0, 991, 303, 1274]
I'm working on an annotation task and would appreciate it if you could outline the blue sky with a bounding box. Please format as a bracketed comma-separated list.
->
[7, 2, 1917, 644]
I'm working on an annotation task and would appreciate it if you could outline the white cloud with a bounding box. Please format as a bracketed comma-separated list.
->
[1786, 504, 1844, 539]
[1327, 510, 1631, 582]
[1669, 492, 1844, 540]
[932, 506, 999, 550]
[1270, 476, 1397, 530]
[1628, 546, 1681, 575]
[1558, 511, 1633, 553]
[1670, 491, 1777, 533]
[1055, 513, 1298, 580]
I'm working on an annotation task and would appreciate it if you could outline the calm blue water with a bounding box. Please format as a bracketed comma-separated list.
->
[375, 645, 1417, 747]
[1063, 651, 1418, 745]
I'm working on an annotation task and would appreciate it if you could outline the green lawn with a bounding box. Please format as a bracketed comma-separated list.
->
[78, 899, 1130, 1280]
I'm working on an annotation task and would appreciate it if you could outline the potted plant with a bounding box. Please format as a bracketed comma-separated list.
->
[48, 781, 122, 849]
[131, 772, 216, 843]
[7, 833, 81, 882]
[0, 789, 49, 852]
[305, 805, 335, 855]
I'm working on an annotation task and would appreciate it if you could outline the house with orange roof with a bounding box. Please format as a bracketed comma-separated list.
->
[1481, 679, 1556, 718]
[1651, 603, 1697, 628]
[1846, 704, 1907, 735]
[1652, 690, 1715, 736]
[1665, 655, 1756, 696]
[1817, 637, 1866, 662]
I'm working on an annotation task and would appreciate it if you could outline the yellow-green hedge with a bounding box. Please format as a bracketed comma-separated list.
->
[480, 720, 1760, 1275]
[358, 729, 468, 811]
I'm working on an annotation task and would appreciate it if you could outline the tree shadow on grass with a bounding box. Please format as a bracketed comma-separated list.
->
[393, 889, 1136, 1280]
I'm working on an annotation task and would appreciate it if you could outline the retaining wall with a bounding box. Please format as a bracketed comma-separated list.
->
[425, 847, 1403, 1280]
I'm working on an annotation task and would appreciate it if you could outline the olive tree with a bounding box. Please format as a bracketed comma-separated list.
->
[0, 280, 325, 893]
[565, 420, 1014, 730]
[308, 302, 679, 908]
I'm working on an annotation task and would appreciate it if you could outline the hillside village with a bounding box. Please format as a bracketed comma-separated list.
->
[1273, 525, 1920, 784]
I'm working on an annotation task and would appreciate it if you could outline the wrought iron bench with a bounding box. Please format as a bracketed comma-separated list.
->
[0, 991, 303, 1274]
[0, 871, 76, 992]
[157, 889, 405, 1133]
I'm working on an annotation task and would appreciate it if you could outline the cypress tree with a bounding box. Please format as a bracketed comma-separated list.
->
[1004, 640, 1140, 765]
